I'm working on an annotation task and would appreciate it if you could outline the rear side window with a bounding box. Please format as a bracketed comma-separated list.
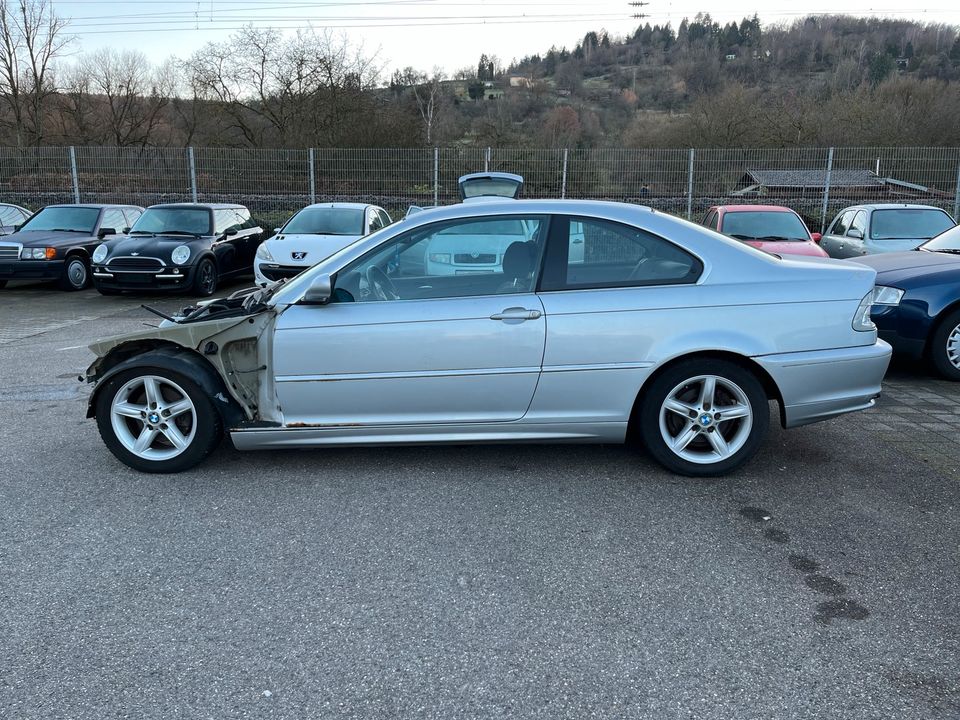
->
[541, 216, 702, 291]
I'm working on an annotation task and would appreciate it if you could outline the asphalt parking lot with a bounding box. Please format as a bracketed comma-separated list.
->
[1, 281, 958, 719]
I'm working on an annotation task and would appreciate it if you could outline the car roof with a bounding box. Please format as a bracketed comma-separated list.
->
[836, 203, 950, 212]
[300, 202, 379, 211]
[716, 205, 798, 213]
[45, 203, 142, 210]
[397, 199, 653, 229]
[148, 203, 246, 210]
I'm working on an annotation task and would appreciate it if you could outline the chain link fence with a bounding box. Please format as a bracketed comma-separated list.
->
[1, 145, 958, 230]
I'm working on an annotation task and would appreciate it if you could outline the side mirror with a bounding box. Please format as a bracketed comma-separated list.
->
[122, 227, 130, 233]
[224, 228, 238, 236]
[97, 227, 117, 239]
[301, 273, 333, 305]
[273, 227, 281, 233]
[847, 228, 863, 240]
[13, 223, 22, 232]
[810, 232, 822, 243]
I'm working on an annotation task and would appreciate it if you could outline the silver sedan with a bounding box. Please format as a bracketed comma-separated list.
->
[85, 200, 891, 476]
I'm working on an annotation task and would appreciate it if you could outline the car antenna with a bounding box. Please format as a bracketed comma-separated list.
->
[140, 304, 181, 324]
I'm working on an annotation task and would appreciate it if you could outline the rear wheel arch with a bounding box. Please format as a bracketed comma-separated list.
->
[628, 350, 785, 438]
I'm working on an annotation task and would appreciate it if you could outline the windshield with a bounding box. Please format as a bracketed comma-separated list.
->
[722, 211, 810, 241]
[871, 209, 954, 240]
[922, 224, 960, 252]
[19, 206, 99, 233]
[283, 207, 364, 236]
[131, 207, 211, 235]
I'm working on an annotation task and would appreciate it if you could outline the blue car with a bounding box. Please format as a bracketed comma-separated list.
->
[856, 223, 960, 379]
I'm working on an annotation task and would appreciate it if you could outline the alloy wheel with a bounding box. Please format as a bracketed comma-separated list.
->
[110, 375, 197, 460]
[658, 374, 753, 464]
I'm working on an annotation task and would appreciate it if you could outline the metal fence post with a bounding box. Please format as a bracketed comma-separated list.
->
[686, 148, 695, 220]
[433, 147, 439, 207]
[187, 147, 198, 203]
[485, 147, 491, 172]
[953, 163, 960, 221]
[561, 148, 568, 199]
[308, 148, 316, 204]
[820, 147, 835, 233]
[68, 146, 80, 203]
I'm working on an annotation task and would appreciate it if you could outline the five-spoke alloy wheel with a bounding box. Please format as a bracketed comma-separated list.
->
[640, 359, 769, 476]
[931, 308, 960, 381]
[95, 366, 222, 472]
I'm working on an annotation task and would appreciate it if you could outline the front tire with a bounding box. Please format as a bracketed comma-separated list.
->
[59, 255, 90, 291]
[639, 359, 770, 477]
[930, 308, 960, 381]
[192, 258, 218, 297]
[94, 367, 222, 473]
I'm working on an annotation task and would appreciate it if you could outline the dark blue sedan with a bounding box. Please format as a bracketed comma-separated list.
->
[856, 223, 960, 379]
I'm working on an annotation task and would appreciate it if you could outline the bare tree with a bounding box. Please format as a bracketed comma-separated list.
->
[0, 0, 71, 145]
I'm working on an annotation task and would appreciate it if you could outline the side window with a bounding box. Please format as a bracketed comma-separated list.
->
[542, 216, 702, 291]
[214, 209, 242, 234]
[848, 211, 867, 237]
[831, 210, 853, 236]
[378, 209, 392, 228]
[101, 209, 126, 233]
[123, 208, 142, 229]
[0, 206, 22, 225]
[332, 215, 547, 303]
[234, 207, 256, 230]
[702, 210, 716, 229]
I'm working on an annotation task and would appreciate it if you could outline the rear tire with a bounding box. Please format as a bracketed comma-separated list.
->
[94, 366, 222, 473]
[929, 308, 960, 381]
[639, 359, 770, 477]
[59, 255, 89, 291]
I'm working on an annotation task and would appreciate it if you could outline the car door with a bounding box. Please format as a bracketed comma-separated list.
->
[272, 215, 549, 427]
[232, 208, 262, 269]
[529, 215, 703, 424]
[820, 209, 855, 257]
[211, 208, 243, 275]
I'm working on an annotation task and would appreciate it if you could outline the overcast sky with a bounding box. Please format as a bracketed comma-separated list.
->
[53, 0, 960, 74]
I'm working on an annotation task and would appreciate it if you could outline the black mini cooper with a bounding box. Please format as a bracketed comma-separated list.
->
[91, 203, 264, 296]
[0, 204, 142, 290]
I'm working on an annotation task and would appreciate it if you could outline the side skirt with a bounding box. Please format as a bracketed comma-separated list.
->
[229, 421, 628, 450]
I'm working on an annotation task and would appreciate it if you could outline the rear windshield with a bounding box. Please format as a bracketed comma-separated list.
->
[460, 178, 522, 199]
[722, 211, 810, 241]
[284, 207, 364, 236]
[871, 209, 954, 240]
[19, 206, 99, 233]
[131, 207, 212, 235]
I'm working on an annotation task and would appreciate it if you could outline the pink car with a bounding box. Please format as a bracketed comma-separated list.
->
[702, 205, 828, 258]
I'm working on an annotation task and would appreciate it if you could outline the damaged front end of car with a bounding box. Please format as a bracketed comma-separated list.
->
[84, 284, 286, 429]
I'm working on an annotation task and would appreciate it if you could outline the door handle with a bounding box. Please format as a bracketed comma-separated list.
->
[490, 307, 542, 321]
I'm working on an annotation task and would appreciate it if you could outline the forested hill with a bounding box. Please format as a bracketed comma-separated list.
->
[450, 13, 960, 148]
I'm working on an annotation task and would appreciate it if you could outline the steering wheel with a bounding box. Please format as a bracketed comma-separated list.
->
[365, 265, 400, 301]
[627, 247, 650, 280]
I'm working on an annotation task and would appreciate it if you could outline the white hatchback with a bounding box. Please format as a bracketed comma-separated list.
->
[254, 202, 391, 285]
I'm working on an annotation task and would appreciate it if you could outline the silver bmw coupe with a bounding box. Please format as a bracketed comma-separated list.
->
[85, 200, 891, 476]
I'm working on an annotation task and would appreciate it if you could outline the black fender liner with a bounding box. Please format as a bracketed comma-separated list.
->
[86, 346, 246, 428]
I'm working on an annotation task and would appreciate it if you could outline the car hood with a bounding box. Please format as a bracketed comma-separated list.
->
[264, 233, 362, 266]
[102, 234, 207, 260]
[853, 250, 960, 284]
[743, 239, 828, 258]
[4, 230, 95, 247]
